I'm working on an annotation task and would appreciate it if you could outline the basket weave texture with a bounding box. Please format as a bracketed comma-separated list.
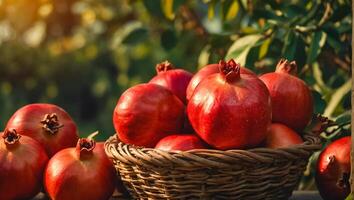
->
[105, 134, 321, 200]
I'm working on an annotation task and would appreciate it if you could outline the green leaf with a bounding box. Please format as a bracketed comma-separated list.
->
[111, 21, 146, 48]
[281, 31, 299, 60]
[208, 1, 215, 20]
[313, 62, 330, 93]
[161, 29, 177, 50]
[335, 110, 351, 125]
[198, 45, 211, 69]
[122, 28, 148, 45]
[143, 0, 164, 18]
[225, 0, 239, 21]
[312, 90, 326, 114]
[326, 33, 342, 52]
[245, 45, 260, 69]
[161, 0, 175, 20]
[324, 78, 352, 118]
[306, 31, 327, 64]
[225, 34, 262, 66]
[259, 38, 271, 59]
[240, 0, 248, 9]
[293, 34, 307, 69]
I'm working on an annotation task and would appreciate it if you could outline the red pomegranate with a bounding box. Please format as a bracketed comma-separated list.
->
[149, 61, 193, 104]
[113, 83, 185, 147]
[44, 138, 117, 200]
[316, 136, 351, 200]
[259, 59, 313, 131]
[187, 60, 271, 150]
[6, 103, 79, 156]
[155, 134, 208, 151]
[186, 59, 256, 101]
[264, 123, 303, 148]
[0, 129, 48, 200]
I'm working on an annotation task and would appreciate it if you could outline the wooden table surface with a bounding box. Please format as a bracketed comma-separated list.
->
[33, 191, 323, 200]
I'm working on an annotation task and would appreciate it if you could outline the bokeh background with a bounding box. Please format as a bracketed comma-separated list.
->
[0, 0, 351, 145]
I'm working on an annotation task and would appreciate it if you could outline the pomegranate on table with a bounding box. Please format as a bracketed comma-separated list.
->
[264, 123, 303, 148]
[113, 83, 185, 147]
[44, 137, 117, 200]
[315, 136, 351, 200]
[259, 59, 314, 132]
[149, 61, 193, 104]
[155, 134, 208, 151]
[6, 103, 79, 156]
[186, 59, 256, 101]
[187, 59, 271, 150]
[0, 129, 48, 200]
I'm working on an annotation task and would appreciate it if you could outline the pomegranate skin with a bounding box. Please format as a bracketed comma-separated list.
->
[186, 59, 256, 101]
[259, 59, 313, 132]
[44, 141, 116, 200]
[6, 103, 79, 156]
[187, 61, 271, 150]
[113, 83, 185, 148]
[0, 130, 48, 200]
[149, 61, 193, 104]
[315, 136, 351, 200]
[155, 134, 208, 151]
[265, 123, 303, 148]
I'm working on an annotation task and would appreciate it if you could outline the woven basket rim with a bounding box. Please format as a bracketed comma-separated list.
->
[105, 133, 321, 152]
[104, 133, 322, 168]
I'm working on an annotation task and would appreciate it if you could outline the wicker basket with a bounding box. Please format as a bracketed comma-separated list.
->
[105, 134, 321, 200]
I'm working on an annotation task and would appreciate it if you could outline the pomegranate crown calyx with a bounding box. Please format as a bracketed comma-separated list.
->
[2, 129, 21, 145]
[219, 59, 241, 82]
[77, 138, 96, 159]
[156, 61, 174, 73]
[40, 113, 64, 135]
[275, 58, 298, 75]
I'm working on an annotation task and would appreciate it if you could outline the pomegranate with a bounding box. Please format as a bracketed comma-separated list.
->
[113, 83, 185, 147]
[155, 134, 208, 151]
[259, 59, 313, 131]
[149, 61, 193, 103]
[0, 129, 48, 200]
[186, 59, 256, 101]
[187, 60, 271, 150]
[44, 138, 117, 200]
[264, 123, 303, 148]
[316, 136, 351, 200]
[6, 103, 79, 156]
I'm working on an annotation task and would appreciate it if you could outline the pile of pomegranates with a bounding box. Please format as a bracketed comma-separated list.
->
[113, 59, 314, 151]
[0, 58, 344, 199]
[0, 103, 123, 200]
[114, 58, 354, 199]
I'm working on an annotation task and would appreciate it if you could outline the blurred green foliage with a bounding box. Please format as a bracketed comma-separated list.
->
[0, 0, 351, 145]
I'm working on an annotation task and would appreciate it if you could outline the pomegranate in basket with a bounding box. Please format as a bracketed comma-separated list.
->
[149, 61, 193, 104]
[113, 83, 185, 147]
[259, 59, 313, 132]
[155, 134, 208, 151]
[187, 60, 271, 150]
[186, 59, 256, 101]
[264, 123, 303, 148]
